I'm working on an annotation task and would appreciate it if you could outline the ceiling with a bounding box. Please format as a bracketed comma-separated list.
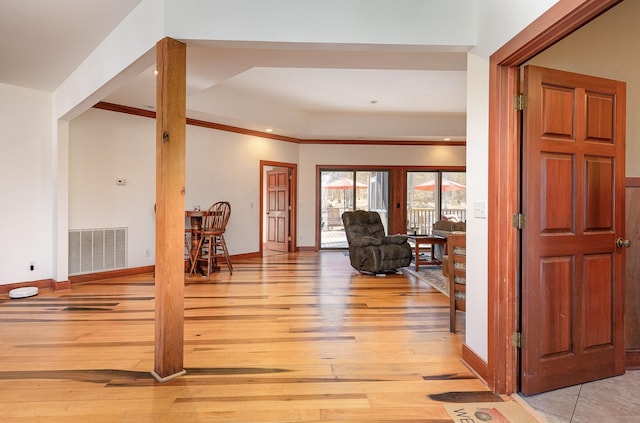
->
[0, 0, 468, 141]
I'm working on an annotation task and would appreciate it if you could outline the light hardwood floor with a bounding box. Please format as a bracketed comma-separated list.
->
[0, 252, 509, 422]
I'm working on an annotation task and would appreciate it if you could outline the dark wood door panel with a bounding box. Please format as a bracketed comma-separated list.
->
[268, 190, 277, 210]
[585, 92, 615, 142]
[540, 152, 574, 233]
[541, 85, 575, 140]
[538, 256, 573, 358]
[276, 216, 286, 243]
[267, 215, 276, 242]
[585, 156, 614, 231]
[277, 190, 286, 211]
[582, 254, 614, 348]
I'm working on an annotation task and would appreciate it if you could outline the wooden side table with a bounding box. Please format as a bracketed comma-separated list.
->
[407, 235, 447, 271]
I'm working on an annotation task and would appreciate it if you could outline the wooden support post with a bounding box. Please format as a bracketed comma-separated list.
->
[152, 37, 187, 382]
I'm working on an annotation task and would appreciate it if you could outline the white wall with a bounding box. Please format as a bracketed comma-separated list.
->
[185, 125, 300, 254]
[68, 108, 466, 268]
[69, 108, 301, 267]
[69, 109, 156, 268]
[0, 83, 53, 284]
[465, 52, 490, 360]
[464, 0, 560, 360]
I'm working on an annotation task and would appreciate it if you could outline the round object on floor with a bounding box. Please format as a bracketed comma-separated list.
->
[9, 286, 38, 299]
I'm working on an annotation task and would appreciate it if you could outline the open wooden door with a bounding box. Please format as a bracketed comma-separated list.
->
[520, 65, 627, 395]
[266, 168, 290, 252]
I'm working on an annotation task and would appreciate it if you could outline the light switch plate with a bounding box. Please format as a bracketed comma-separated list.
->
[473, 201, 487, 218]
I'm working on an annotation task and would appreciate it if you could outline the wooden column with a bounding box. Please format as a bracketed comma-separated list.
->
[152, 37, 187, 382]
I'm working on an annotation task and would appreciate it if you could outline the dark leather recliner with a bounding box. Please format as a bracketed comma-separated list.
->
[342, 210, 412, 273]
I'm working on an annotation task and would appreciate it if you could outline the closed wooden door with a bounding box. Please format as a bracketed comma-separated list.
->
[266, 168, 290, 252]
[521, 65, 626, 395]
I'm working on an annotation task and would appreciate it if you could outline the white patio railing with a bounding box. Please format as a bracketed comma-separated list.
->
[406, 208, 466, 234]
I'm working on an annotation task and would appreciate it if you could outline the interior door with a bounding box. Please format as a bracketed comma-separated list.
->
[520, 65, 626, 395]
[266, 168, 290, 252]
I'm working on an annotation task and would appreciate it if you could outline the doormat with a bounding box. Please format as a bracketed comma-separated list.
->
[444, 401, 540, 423]
[403, 265, 448, 296]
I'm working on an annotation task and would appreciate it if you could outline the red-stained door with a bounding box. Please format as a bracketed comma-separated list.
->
[520, 65, 627, 394]
[266, 168, 290, 252]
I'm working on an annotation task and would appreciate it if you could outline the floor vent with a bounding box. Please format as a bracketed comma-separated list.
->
[69, 228, 127, 275]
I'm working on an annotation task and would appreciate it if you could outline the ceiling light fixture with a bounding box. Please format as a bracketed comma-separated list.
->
[443, 137, 451, 141]
[265, 128, 273, 133]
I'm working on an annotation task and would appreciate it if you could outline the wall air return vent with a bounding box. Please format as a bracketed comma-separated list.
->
[68, 227, 127, 275]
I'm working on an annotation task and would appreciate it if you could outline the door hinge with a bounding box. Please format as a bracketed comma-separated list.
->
[515, 93, 527, 110]
[512, 213, 527, 229]
[288, 236, 292, 242]
[512, 332, 524, 348]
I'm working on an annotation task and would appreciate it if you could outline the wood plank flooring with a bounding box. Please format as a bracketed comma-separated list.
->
[0, 252, 501, 422]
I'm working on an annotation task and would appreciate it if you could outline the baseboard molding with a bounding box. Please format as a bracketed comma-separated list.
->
[69, 252, 262, 284]
[461, 343, 489, 386]
[231, 251, 260, 261]
[53, 280, 71, 291]
[0, 278, 55, 295]
[298, 246, 317, 252]
[626, 349, 640, 369]
[66, 251, 260, 284]
[69, 266, 155, 285]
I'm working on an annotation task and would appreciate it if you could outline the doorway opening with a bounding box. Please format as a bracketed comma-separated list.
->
[487, 0, 623, 395]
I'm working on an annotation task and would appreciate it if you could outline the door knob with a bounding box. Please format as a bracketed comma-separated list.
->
[616, 238, 631, 248]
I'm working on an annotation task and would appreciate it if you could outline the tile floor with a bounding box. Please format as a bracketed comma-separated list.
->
[521, 370, 640, 422]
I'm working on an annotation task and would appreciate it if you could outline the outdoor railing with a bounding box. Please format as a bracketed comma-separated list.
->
[321, 208, 388, 232]
[407, 208, 466, 234]
[320, 207, 466, 236]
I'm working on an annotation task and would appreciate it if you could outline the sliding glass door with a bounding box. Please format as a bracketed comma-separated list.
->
[320, 170, 389, 249]
[406, 171, 466, 234]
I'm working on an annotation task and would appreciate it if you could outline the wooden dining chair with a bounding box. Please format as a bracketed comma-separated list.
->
[447, 232, 466, 333]
[184, 229, 194, 270]
[189, 201, 233, 277]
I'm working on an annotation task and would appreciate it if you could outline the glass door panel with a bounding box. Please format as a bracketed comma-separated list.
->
[441, 171, 466, 221]
[320, 170, 389, 249]
[406, 171, 438, 234]
[407, 171, 466, 234]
